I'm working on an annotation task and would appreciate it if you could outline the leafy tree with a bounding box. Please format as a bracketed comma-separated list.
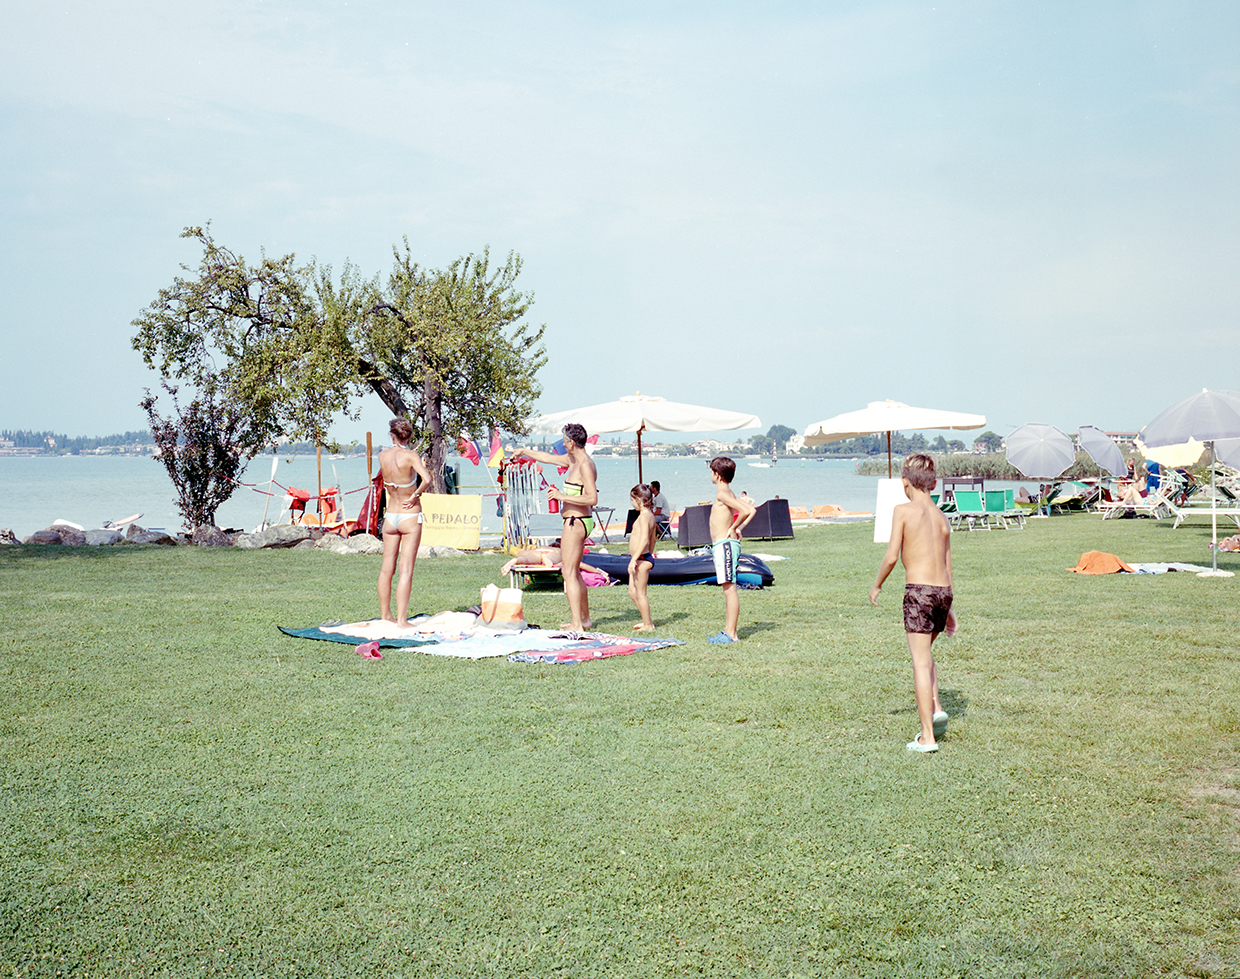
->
[973, 430, 1004, 453]
[357, 240, 546, 489]
[133, 226, 547, 497]
[930, 435, 948, 452]
[132, 226, 356, 453]
[748, 433, 774, 455]
[767, 424, 796, 450]
[141, 381, 264, 530]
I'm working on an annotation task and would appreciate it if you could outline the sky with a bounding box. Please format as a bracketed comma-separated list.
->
[2, 0, 1237, 446]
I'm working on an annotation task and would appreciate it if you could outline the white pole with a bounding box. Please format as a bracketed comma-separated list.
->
[1198, 441, 1234, 578]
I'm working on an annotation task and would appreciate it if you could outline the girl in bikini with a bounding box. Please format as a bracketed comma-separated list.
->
[377, 417, 433, 626]
[513, 423, 598, 631]
[627, 484, 658, 632]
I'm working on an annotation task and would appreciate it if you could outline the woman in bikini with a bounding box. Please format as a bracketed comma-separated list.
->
[513, 423, 598, 631]
[378, 417, 433, 626]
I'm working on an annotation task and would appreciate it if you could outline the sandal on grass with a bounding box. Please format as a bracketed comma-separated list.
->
[907, 734, 938, 753]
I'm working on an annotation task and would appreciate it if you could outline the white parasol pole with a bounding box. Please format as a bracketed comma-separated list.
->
[1199, 440, 1233, 577]
[637, 424, 645, 484]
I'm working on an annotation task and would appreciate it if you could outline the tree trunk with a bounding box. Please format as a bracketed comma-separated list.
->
[423, 374, 448, 494]
[357, 357, 413, 419]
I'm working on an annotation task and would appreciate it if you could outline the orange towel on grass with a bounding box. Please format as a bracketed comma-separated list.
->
[1068, 551, 1134, 574]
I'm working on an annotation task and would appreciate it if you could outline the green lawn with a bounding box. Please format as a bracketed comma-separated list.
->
[2, 517, 1238, 977]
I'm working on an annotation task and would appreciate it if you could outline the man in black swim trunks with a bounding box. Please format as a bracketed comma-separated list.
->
[870, 453, 957, 753]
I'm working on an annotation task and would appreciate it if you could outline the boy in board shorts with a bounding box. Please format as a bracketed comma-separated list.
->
[870, 453, 956, 752]
[707, 457, 755, 644]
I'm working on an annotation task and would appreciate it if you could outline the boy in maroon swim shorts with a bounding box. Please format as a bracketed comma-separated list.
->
[870, 454, 957, 753]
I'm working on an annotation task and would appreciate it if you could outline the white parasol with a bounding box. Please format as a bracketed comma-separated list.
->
[803, 400, 986, 477]
[1134, 436, 1207, 469]
[527, 392, 762, 482]
[1005, 423, 1075, 479]
[1140, 388, 1240, 577]
[1077, 426, 1127, 478]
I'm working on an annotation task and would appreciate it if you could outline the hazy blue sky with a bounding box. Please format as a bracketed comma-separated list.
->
[2, 1, 1237, 444]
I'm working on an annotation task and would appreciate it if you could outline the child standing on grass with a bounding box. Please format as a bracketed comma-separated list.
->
[870, 453, 956, 752]
[627, 484, 658, 632]
[707, 457, 755, 644]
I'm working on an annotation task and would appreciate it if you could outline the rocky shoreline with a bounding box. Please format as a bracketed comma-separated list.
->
[0, 522, 469, 557]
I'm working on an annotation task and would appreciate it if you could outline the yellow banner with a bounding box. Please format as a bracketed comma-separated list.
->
[420, 494, 483, 550]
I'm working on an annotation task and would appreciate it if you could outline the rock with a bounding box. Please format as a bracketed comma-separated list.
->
[349, 533, 384, 555]
[49, 526, 87, 546]
[423, 545, 466, 558]
[235, 524, 317, 549]
[0, 529, 19, 545]
[293, 538, 319, 549]
[84, 529, 125, 546]
[318, 533, 383, 555]
[127, 529, 178, 546]
[315, 535, 350, 554]
[23, 530, 63, 545]
[191, 525, 234, 547]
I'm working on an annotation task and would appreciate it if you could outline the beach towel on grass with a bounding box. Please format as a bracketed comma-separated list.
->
[1067, 553, 1214, 575]
[1068, 551, 1135, 574]
[508, 633, 683, 664]
[279, 618, 682, 661]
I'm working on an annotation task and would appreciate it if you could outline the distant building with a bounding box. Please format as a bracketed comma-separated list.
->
[686, 439, 732, 456]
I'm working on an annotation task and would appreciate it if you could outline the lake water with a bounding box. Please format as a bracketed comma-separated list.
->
[0, 453, 1036, 537]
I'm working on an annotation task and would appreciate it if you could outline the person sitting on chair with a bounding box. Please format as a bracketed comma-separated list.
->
[650, 480, 672, 537]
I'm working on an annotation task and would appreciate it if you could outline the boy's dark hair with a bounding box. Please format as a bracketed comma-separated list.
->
[630, 483, 653, 507]
[562, 423, 588, 448]
[389, 418, 413, 443]
[902, 453, 936, 492]
[709, 456, 736, 484]
[650, 480, 661, 492]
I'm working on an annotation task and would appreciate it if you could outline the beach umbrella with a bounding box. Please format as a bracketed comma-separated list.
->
[1134, 436, 1207, 469]
[1215, 439, 1240, 469]
[527, 392, 762, 483]
[1005, 423, 1075, 478]
[1077, 426, 1127, 478]
[1140, 388, 1240, 577]
[802, 400, 986, 477]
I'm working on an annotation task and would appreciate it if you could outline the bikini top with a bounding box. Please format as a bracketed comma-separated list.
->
[563, 481, 584, 497]
[384, 472, 422, 491]
[382, 446, 421, 490]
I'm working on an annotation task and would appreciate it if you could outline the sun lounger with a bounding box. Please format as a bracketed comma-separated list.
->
[984, 490, 1015, 529]
[1098, 474, 1179, 521]
[1167, 482, 1240, 530]
[949, 490, 990, 531]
